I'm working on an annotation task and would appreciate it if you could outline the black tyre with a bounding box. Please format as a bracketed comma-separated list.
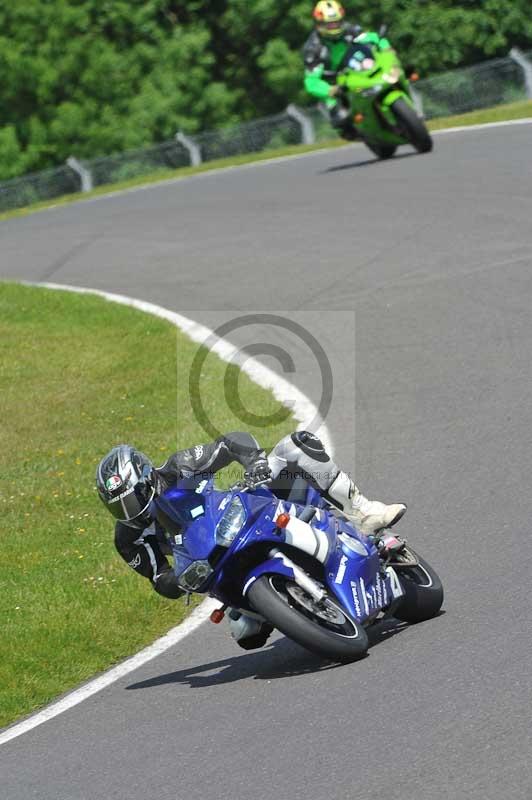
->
[249, 574, 368, 663]
[364, 140, 397, 159]
[391, 98, 433, 153]
[393, 547, 444, 623]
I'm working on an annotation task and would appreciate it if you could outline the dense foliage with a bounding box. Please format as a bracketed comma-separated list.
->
[0, 1, 531, 178]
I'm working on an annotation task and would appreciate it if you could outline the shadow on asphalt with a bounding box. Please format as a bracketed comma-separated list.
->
[126, 638, 336, 690]
[321, 150, 418, 174]
[125, 617, 411, 691]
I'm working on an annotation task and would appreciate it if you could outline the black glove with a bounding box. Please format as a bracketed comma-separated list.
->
[244, 457, 272, 485]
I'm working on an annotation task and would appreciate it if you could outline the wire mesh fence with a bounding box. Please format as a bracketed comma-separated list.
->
[0, 165, 80, 214]
[194, 112, 302, 161]
[89, 139, 191, 188]
[417, 57, 529, 119]
[0, 50, 530, 213]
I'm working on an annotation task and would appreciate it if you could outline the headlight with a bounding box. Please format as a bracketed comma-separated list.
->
[216, 497, 246, 546]
[178, 560, 214, 592]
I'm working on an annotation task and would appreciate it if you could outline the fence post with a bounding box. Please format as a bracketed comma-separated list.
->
[286, 104, 316, 145]
[66, 157, 93, 193]
[176, 131, 202, 166]
[509, 47, 532, 99]
[410, 85, 425, 118]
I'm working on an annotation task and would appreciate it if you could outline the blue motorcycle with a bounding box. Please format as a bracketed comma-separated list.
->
[153, 475, 443, 662]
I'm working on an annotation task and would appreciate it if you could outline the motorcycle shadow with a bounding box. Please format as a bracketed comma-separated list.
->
[126, 637, 335, 691]
[321, 150, 418, 174]
[126, 618, 409, 691]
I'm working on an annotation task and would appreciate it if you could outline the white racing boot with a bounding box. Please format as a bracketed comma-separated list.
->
[327, 471, 406, 535]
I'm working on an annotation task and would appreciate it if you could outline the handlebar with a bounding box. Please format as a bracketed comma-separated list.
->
[229, 477, 272, 494]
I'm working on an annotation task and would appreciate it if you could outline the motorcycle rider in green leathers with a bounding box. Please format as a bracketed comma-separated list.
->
[304, 1, 393, 140]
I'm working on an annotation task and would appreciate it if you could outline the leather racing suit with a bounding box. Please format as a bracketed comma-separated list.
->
[303, 26, 392, 138]
[114, 430, 404, 649]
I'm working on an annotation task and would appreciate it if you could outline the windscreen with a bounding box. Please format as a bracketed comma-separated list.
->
[153, 477, 207, 535]
[347, 43, 375, 71]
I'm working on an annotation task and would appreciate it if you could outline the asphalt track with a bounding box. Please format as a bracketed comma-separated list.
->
[2, 124, 532, 799]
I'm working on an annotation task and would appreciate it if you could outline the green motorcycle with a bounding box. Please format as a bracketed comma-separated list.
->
[336, 42, 432, 159]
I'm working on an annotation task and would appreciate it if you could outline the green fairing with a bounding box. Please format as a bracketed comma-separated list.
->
[324, 41, 433, 156]
[303, 32, 390, 101]
[335, 48, 411, 144]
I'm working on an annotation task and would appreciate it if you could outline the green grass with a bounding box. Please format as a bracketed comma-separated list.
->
[1, 99, 531, 224]
[427, 99, 532, 131]
[0, 282, 295, 727]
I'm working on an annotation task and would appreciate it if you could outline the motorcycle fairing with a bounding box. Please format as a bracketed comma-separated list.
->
[328, 551, 404, 623]
[241, 554, 297, 597]
[155, 478, 403, 622]
[336, 45, 416, 146]
[319, 518, 405, 622]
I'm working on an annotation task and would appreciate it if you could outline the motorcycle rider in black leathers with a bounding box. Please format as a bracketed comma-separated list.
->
[96, 431, 405, 649]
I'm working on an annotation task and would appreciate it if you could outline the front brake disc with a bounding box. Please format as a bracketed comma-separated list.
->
[285, 583, 346, 624]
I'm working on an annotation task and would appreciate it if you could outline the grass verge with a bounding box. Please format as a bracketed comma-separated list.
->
[0, 282, 295, 728]
[1, 100, 531, 224]
[427, 99, 532, 131]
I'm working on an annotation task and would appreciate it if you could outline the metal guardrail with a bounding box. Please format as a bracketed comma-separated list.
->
[1, 50, 531, 213]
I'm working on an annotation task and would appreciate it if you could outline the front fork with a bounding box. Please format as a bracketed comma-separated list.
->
[378, 83, 415, 130]
[269, 547, 327, 603]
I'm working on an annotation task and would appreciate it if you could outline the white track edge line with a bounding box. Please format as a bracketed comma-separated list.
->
[37, 283, 333, 452]
[431, 116, 532, 135]
[0, 282, 333, 746]
[0, 596, 219, 747]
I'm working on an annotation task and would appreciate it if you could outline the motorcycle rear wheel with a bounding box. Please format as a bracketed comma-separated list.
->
[391, 98, 433, 153]
[249, 574, 368, 663]
[392, 547, 443, 623]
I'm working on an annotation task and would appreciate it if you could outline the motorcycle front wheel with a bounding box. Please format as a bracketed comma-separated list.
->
[249, 574, 368, 663]
[392, 547, 444, 623]
[364, 140, 397, 160]
[391, 98, 433, 153]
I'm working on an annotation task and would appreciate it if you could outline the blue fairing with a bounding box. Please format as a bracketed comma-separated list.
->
[152, 476, 403, 623]
[288, 502, 403, 621]
[241, 556, 296, 597]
